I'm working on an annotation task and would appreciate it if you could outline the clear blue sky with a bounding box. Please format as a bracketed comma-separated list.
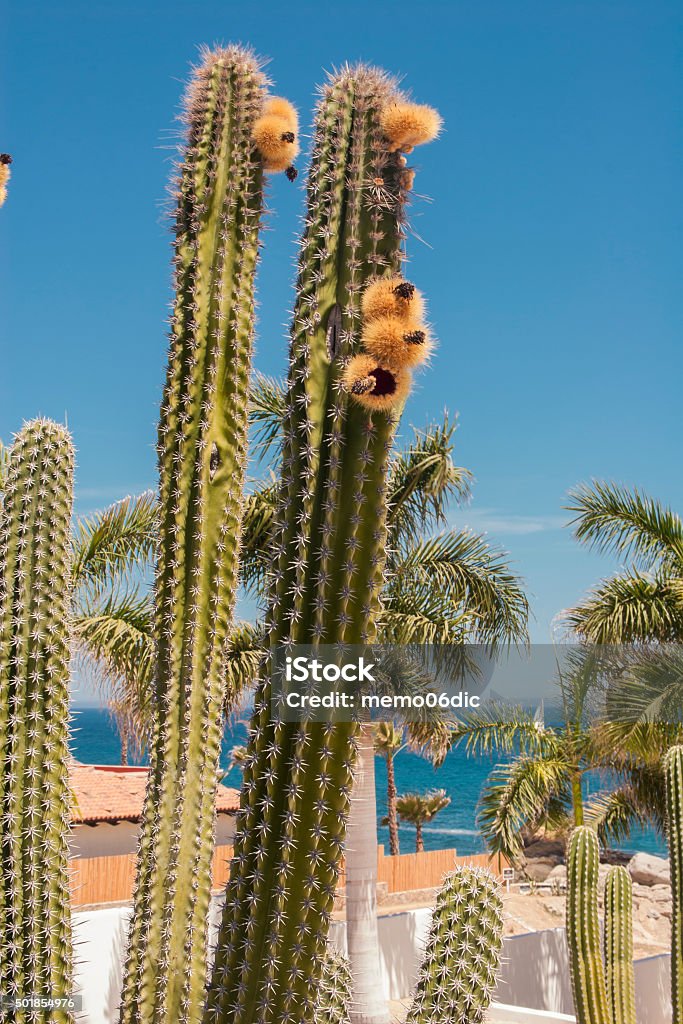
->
[3, 1, 682, 646]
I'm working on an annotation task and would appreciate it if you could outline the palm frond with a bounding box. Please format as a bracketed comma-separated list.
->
[450, 701, 557, 757]
[567, 571, 683, 643]
[224, 621, 265, 716]
[567, 480, 683, 571]
[477, 753, 572, 862]
[405, 719, 454, 767]
[388, 530, 529, 644]
[240, 483, 278, 595]
[586, 787, 650, 848]
[73, 589, 155, 747]
[72, 491, 158, 591]
[387, 416, 472, 542]
[248, 372, 287, 461]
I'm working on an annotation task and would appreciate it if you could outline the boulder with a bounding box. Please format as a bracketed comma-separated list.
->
[628, 852, 670, 887]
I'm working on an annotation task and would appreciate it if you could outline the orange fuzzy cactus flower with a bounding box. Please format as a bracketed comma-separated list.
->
[362, 315, 432, 370]
[343, 354, 411, 412]
[380, 102, 442, 152]
[252, 97, 300, 175]
[361, 276, 424, 323]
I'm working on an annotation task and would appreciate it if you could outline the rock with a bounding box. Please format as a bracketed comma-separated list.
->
[628, 852, 670, 887]
[524, 859, 559, 882]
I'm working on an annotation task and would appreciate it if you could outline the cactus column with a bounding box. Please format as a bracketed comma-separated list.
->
[119, 46, 269, 1024]
[205, 66, 421, 1024]
[666, 745, 683, 1024]
[566, 827, 612, 1024]
[603, 866, 636, 1024]
[0, 419, 75, 1024]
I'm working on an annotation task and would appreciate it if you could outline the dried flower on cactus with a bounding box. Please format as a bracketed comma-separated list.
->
[361, 276, 424, 322]
[380, 102, 442, 152]
[0, 153, 11, 207]
[362, 314, 432, 369]
[253, 96, 300, 173]
[343, 353, 411, 410]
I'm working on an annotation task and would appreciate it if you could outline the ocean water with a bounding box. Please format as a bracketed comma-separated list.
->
[70, 706, 665, 858]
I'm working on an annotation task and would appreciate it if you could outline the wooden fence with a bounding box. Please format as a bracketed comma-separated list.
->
[338, 845, 509, 895]
[70, 844, 508, 907]
[70, 846, 235, 907]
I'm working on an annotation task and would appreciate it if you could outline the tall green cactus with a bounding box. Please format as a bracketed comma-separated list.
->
[566, 826, 613, 1024]
[0, 419, 75, 1023]
[603, 866, 636, 1024]
[205, 65, 431, 1024]
[119, 45, 271, 1024]
[666, 745, 683, 1024]
[405, 866, 503, 1024]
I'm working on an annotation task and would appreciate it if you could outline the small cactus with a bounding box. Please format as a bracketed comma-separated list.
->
[666, 745, 683, 1024]
[566, 827, 612, 1024]
[0, 419, 75, 1023]
[405, 866, 504, 1024]
[604, 866, 636, 1024]
[313, 950, 352, 1024]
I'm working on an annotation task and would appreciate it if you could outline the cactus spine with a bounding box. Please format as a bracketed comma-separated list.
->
[405, 866, 503, 1024]
[603, 866, 636, 1024]
[205, 66, 426, 1024]
[0, 419, 75, 1023]
[566, 827, 612, 1024]
[119, 46, 271, 1024]
[666, 745, 683, 1024]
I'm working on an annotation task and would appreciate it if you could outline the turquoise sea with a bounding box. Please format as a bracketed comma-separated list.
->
[70, 706, 665, 859]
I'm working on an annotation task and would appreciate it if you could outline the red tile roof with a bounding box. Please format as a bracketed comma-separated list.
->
[70, 763, 240, 825]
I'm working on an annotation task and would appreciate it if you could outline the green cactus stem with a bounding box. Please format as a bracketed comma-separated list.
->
[205, 65, 421, 1024]
[119, 45, 270, 1024]
[0, 419, 75, 1024]
[566, 826, 611, 1024]
[666, 745, 683, 1024]
[405, 866, 503, 1024]
[313, 951, 352, 1024]
[603, 866, 636, 1024]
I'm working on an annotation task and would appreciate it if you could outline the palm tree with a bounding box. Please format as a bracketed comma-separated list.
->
[560, 483, 683, 844]
[452, 645, 675, 862]
[239, 375, 529, 1024]
[373, 719, 452, 856]
[69, 491, 158, 760]
[566, 481, 683, 642]
[389, 790, 451, 853]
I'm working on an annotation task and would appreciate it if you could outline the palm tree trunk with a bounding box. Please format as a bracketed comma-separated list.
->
[415, 821, 424, 853]
[345, 724, 390, 1024]
[572, 772, 584, 826]
[386, 751, 400, 856]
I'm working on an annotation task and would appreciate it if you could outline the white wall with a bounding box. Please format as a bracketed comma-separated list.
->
[70, 822, 139, 859]
[71, 903, 672, 1024]
[70, 816, 235, 860]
